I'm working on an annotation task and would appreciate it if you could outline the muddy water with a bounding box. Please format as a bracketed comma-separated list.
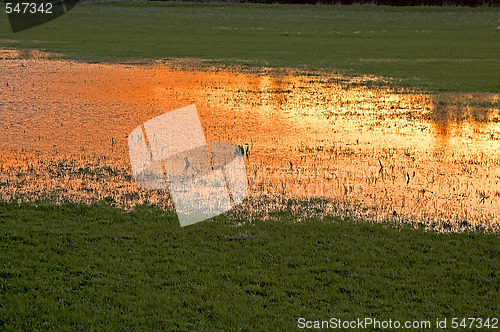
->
[1, 49, 499, 231]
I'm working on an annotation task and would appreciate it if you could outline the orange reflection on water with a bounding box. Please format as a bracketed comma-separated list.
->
[1, 50, 499, 231]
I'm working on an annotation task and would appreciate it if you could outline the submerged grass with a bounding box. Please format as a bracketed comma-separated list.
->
[0, 201, 498, 330]
[1, 2, 499, 328]
[0, 2, 499, 92]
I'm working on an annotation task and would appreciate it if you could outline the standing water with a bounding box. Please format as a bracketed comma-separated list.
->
[1, 49, 499, 231]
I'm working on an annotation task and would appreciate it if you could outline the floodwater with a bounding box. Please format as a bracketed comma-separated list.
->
[1, 49, 499, 231]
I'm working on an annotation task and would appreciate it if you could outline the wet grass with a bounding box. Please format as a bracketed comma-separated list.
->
[0, 2, 499, 92]
[0, 201, 498, 330]
[1, 3, 499, 328]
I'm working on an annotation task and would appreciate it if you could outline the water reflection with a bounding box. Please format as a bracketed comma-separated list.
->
[0, 49, 499, 231]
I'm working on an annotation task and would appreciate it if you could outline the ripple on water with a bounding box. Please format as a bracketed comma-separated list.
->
[1, 51, 499, 231]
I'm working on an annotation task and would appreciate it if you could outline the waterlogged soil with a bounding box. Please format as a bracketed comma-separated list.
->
[1, 49, 500, 231]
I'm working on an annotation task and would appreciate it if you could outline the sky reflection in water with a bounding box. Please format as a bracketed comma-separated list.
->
[1, 50, 499, 230]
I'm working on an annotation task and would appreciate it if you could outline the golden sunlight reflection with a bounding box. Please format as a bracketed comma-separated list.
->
[1, 49, 499, 231]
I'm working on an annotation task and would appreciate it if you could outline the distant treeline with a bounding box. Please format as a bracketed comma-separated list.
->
[154, 0, 499, 6]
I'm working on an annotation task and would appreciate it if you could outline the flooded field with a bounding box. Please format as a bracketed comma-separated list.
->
[1, 49, 499, 231]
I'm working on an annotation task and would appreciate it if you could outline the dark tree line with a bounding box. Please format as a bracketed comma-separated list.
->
[158, 0, 499, 6]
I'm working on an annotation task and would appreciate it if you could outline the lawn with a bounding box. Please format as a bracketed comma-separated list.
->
[1, 2, 499, 330]
[0, 201, 498, 330]
[0, 2, 499, 92]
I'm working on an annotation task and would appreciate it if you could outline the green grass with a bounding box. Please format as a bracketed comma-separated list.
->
[1, 2, 499, 92]
[1, 3, 499, 329]
[0, 201, 498, 330]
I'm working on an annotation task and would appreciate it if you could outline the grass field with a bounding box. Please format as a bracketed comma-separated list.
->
[1, 2, 500, 330]
[0, 2, 499, 92]
[0, 201, 498, 330]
